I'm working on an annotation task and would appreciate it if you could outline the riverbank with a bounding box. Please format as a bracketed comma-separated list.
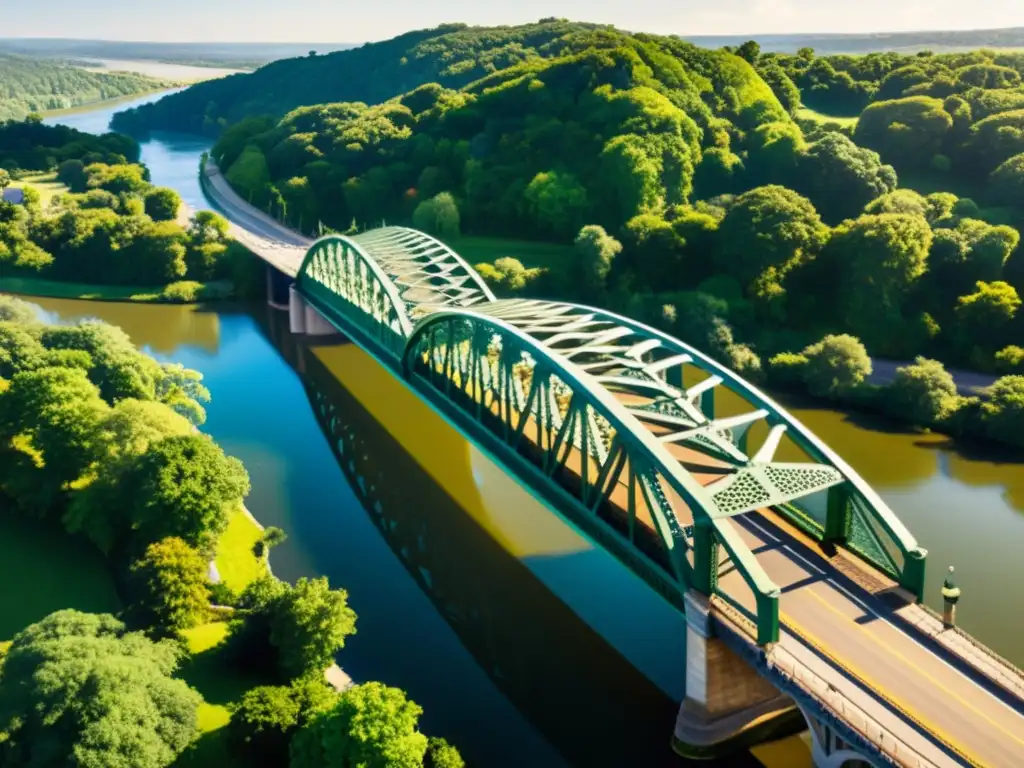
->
[0, 275, 235, 304]
[40, 86, 182, 120]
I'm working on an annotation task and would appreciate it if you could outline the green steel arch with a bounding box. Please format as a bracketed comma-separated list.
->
[297, 234, 415, 358]
[293, 228, 928, 646]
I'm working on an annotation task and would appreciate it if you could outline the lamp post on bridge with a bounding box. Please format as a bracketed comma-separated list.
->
[942, 566, 961, 629]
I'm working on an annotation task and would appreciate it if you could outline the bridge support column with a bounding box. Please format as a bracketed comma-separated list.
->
[673, 591, 795, 758]
[304, 302, 338, 336]
[266, 266, 292, 310]
[289, 286, 308, 335]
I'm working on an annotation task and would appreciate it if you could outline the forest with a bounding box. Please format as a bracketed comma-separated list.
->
[0, 295, 463, 767]
[0, 120, 251, 300]
[114, 20, 1024, 449]
[0, 54, 175, 121]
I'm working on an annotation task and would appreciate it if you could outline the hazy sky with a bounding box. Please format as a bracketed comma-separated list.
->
[3, 0, 1024, 42]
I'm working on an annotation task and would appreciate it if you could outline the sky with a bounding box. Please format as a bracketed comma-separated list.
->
[2, 0, 1024, 43]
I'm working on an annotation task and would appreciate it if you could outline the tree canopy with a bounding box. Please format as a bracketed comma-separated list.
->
[0, 610, 201, 768]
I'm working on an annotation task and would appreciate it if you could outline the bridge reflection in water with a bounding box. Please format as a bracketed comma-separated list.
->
[265, 312, 785, 767]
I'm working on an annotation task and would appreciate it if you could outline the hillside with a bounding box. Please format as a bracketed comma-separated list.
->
[110, 21, 639, 136]
[0, 54, 177, 121]
[207, 26, 788, 241]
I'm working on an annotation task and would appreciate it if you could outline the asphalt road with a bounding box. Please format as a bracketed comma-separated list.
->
[719, 511, 1024, 768]
[869, 358, 998, 395]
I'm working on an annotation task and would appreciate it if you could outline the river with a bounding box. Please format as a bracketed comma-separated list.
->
[17, 94, 1024, 766]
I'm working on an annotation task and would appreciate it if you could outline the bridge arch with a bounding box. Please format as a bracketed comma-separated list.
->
[401, 300, 791, 643]
[297, 234, 415, 358]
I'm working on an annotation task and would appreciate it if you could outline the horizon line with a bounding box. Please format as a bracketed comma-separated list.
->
[3, 22, 1024, 47]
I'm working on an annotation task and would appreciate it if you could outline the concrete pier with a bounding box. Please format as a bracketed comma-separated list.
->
[673, 592, 795, 757]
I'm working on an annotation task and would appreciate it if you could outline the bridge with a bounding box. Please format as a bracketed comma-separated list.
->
[201, 161, 1024, 768]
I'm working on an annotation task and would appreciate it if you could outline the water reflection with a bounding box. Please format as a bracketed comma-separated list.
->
[28, 296, 220, 356]
[297, 347, 691, 766]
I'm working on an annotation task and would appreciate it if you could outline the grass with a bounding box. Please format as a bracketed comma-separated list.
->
[174, 621, 274, 767]
[441, 234, 575, 272]
[170, 506, 273, 764]
[11, 173, 69, 208]
[0, 275, 232, 304]
[214, 507, 265, 594]
[0, 508, 121, 642]
[796, 106, 860, 128]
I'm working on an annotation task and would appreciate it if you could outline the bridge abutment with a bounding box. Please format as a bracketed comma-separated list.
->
[672, 591, 797, 759]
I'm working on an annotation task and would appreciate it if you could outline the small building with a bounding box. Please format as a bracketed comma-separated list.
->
[2, 188, 24, 205]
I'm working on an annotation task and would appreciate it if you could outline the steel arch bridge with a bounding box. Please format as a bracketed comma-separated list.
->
[294, 226, 928, 646]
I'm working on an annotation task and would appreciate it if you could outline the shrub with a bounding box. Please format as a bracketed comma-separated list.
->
[161, 280, 205, 303]
[979, 376, 1024, 448]
[128, 536, 210, 634]
[800, 334, 872, 398]
[995, 345, 1024, 374]
[887, 357, 960, 425]
[767, 351, 809, 387]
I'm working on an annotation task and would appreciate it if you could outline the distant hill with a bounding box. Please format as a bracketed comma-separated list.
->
[0, 39, 359, 70]
[683, 27, 1024, 55]
[110, 21, 622, 136]
[0, 54, 176, 121]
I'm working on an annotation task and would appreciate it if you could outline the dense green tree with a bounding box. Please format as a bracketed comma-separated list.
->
[827, 213, 932, 347]
[995, 345, 1024, 374]
[57, 159, 88, 192]
[796, 133, 897, 223]
[0, 610, 200, 768]
[0, 366, 108, 509]
[411, 192, 460, 239]
[0, 168, 9, 190]
[0, 295, 36, 324]
[800, 334, 873, 398]
[228, 679, 338, 768]
[954, 63, 1021, 90]
[226, 145, 273, 204]
[128, 537, 210, 634]
[144, 186, 183, 222]
[887, 357, 960, 424]
[474, 257, 544, 295]
[425, 738, 465, 768]
[619, 213, 688, 291]
[989, 153, 1024, 205]
[289, 682, 430, 768]
[524, 170, 590, 238]
[270, 576, 358, 679]
[955, 280, 1021, 338]
[68, 433, 248, 555]
[757, 63, 800, 114]
[979, 375, 1024, 448]
[965, 110, 1024, 172]
[85, 162, 150, 196]
[855, 97, 953, 169]
[0, 55, 173, 121]
[864, 189, 929, 218]
[573, 224, 622, 299]
[714, 185, 828, 316]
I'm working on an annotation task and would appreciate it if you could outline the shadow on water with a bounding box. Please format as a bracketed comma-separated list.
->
[259, 310, 760, 768]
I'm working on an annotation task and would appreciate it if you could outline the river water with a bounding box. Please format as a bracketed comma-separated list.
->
[16, 93, 1024, 766]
